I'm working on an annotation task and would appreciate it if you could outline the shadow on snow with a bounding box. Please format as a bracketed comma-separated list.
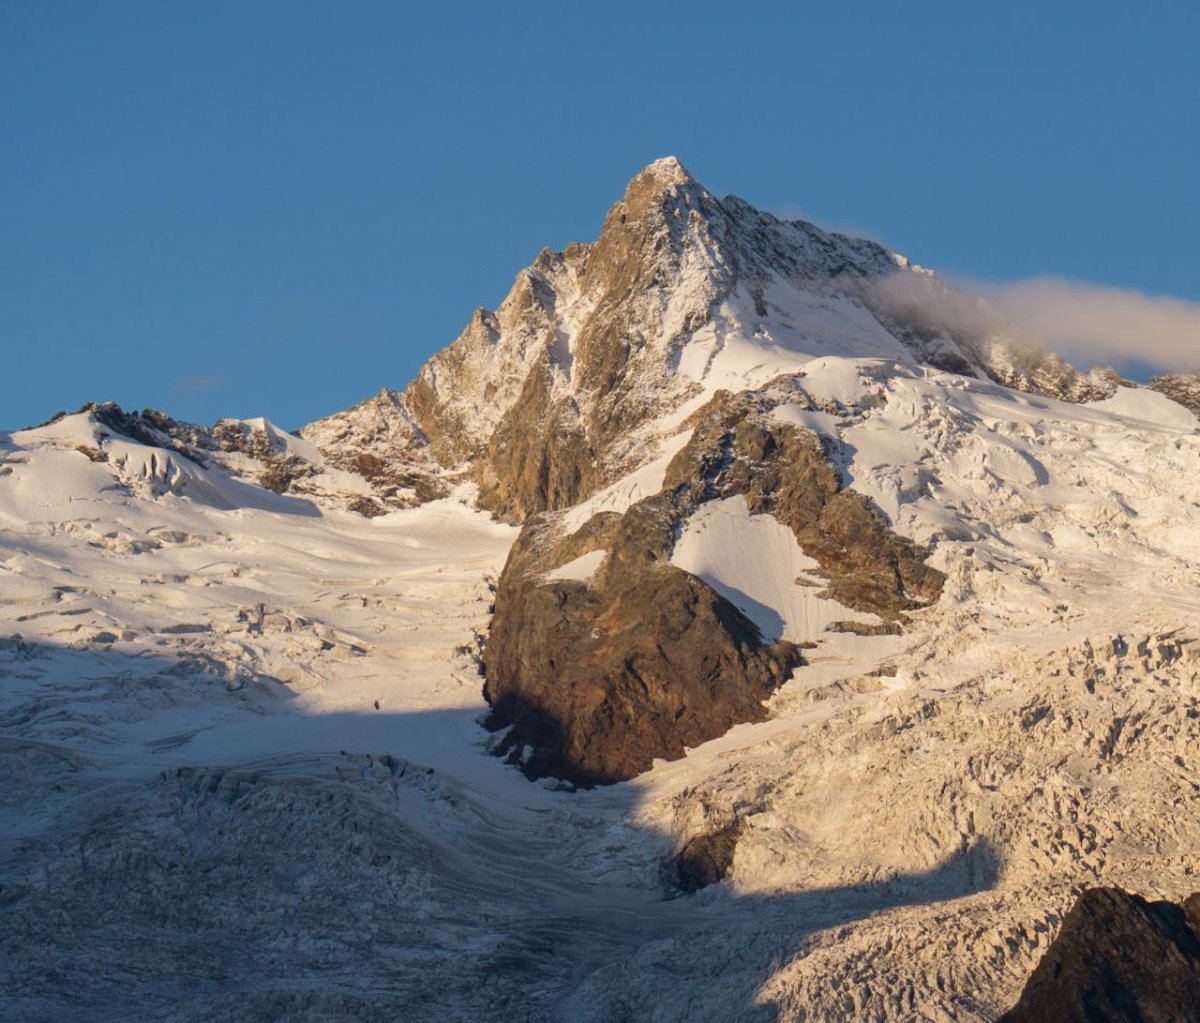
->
[0, 634, 998, 1023]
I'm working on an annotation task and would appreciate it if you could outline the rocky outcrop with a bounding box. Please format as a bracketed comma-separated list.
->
[299, 389, 448, 506]
[662, 387, 945, 619]
[36, 401, 444, 514]
[39, 402, 214, 465]
[863, 271, 1129, 403]
[671, 822, 742, 893]
[1150, 371, 1200, 418]
[483, 492, 804, 786]
[472, 350, 599, 520]
[482, 380, 944, 785]
[979, 347, 1126, 403]
[999, 887, 1200, 1022]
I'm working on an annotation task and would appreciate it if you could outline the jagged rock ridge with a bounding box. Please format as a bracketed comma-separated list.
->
[1150, 370, 1200, 417]
[34, 399, 444, 514]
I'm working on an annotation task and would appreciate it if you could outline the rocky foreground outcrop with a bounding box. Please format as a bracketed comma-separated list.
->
[483, 381, 944, 784]
[999, 887, 1200, 1022]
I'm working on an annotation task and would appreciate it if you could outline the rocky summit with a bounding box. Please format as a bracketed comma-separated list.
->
[5, 158, 1200, 1022]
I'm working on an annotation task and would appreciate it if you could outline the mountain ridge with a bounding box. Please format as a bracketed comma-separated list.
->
[31, 157, 1165, 524]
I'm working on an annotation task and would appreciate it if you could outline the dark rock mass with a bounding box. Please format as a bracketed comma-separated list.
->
[670, 823, 743, 893]
[482, 494, 804, 786]
[661, 386, 945, 621]
[999, 887, 1200, 1023]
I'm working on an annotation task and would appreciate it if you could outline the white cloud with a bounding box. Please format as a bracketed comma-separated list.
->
[979, 277, 1200, 373]
[870, 271, 1200, 375]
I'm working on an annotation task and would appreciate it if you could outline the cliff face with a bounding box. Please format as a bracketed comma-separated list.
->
[483, 521, 803, 786]
[402, 158, 731, 521]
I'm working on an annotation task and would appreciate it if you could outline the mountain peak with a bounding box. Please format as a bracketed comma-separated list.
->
[615, 156, 707, 213]
[301, 159, 1126, 523]
[637, 155, 694, 184]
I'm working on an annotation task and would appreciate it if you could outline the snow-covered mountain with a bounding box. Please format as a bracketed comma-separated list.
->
[304, 156, 1129, 520]
[3, 158, 1200, 1022]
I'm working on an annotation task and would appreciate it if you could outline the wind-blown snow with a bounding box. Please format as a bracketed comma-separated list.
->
[1089, 384, 1200, 430]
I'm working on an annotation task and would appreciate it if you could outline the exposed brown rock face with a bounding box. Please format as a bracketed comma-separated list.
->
[299, 389, 449, 508]
[403, 159, 730, 521]
[999, 887, 1200, 1023]
[662, 387, 945, 620]
[483, 493, 803, 786]
[982, 349, 1126, 403]
[473, 351, 599, 521]
[1149, 371, 1200, 418]
[482, 382, 945, 785]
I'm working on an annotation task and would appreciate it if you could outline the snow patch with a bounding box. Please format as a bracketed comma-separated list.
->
[670, 495, 877, 643]
[545, 549, 606, 584]
[1090, 386, 1200, 431]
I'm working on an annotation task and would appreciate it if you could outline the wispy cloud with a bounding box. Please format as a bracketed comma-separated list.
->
[979, 277, 1200, 374]
[252, 296, 312, 342]
[871, 271, 1200, 375]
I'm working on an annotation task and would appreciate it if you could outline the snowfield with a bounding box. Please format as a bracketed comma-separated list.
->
[4, 347, 1200, 1022]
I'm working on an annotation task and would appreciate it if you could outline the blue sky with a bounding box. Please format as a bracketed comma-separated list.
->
[4, 1, 1198, 430]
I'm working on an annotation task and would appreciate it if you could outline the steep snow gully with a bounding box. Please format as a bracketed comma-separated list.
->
[4, 159, 1200, 1021]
